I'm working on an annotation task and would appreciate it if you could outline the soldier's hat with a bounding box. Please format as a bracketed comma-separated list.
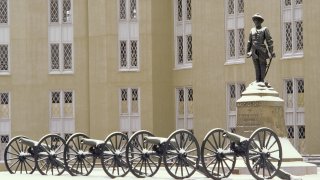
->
[252, 13, 264, 23]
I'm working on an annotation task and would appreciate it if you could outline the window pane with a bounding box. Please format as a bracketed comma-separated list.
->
[286, 80, 293, 108]
[51, 91, 61, 118]
[229, 84, 236, 111]
[63, 43, 72, 70]
[239, 83, 246, 95]
[298, 125, 305, 139]
[0, 93, 8, 105]
[297, 79, 304, 108]
[177, 0, 182, 21]
[238, 0, 244, 14]
[238, 29, 245, 56]
[295, 21, 303, 51]
[130, 40, 138, 67]
[187, 88, 193, 115]
[63, 91, 73, 117]
[187, 35, 192, 62]
[287, 126, 294, 138]
[130, 0, 137, 20]
[285, 0, 291, 6]
[0, 92, 9, 119]
[120, 41, 127, 68]
[119, 0, 126, 20]
[177, 36, 183, 64]
[296, 0, 302, 5]
[186, 0, 191, 20]
[62, 0, 71, 23]
[227, 0, 235, 15]
[131, 89, 139, 114]
[178, 89, 184, 116]
[0, 0, 8, 24]
[228, 30, 235, 58]
[121, 89, 128, 114]
[0, 45, 8, 71]
[285, 22, 292, 53]
[50, 44, 60, 70]
[50, 0, 59, 23]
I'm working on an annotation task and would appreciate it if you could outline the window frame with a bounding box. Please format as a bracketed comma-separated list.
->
[281, 0, 303, 59]
[119, 87, 141, 137]
[174, 0, 192, 70]
[224, 0, 245, 65]
[48, 0, 73, 25]
[0, 91, 10, 163]
[0, 44, 10, 75]
[118, 0, 139, 71]
[175, 86, 193, 131]
[49, 42, 73, 74]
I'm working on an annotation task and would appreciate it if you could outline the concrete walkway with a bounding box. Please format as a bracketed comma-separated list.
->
[0, 167, 320, 180]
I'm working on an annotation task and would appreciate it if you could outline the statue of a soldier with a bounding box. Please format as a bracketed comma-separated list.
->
[246, 13, 276, 83]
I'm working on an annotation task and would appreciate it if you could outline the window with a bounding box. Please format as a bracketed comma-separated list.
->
[118, 0, 139, 71]
[119, 88, 140, 137]
[284, 78, 305, 153]
[226, 83, 245, 132]
[0, 92, 10, 163]
[176, 87, 193, 132]
[225, 0, 245, 64]
[0, 92, 9, 119]
[50, 90, 74, 138]
[48, 0, 73, 74]
[49, 43, 73, 73]
[174, 0, 192, 68]
[282, 0, 303, 57]
[0, 44, 9, 73]
[0, 0, 8, 24]
[49, 0, 72, 24]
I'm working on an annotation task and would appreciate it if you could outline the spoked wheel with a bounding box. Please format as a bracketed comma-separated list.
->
[163, 129, 200, 179]
[201, 128, 236, 179]
[35, 134, 66, 175]
[246, 127, 282, 180]
[4, 136, 36, 174]
[63, 133, 95, 176]
[101, 132, 129, 178]
[125, 130, 161, 178]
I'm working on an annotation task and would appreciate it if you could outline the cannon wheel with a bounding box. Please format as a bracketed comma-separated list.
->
[63, 133, 95, 176]
[125, 130, 161, 178]
[4, 136, 36, 174]
[246, 127, 282, 180]
[35, 134, 66, 175]
[200, 128, 236, 179]
[101, 132, 129, 178]
[163, 129, 200, 179]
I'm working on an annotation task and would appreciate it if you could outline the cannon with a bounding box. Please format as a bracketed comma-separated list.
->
[4, 134, 66, 175]
[125, 129, 210, 179]
[200, 127, 282, 180]
[63, 132, 129, 178]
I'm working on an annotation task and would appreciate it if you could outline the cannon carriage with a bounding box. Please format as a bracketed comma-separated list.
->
[63, 132, 129, 178]
[125, 129, 209, 179]
[201, 127, 282, 180]
[4, 134, 66, 175]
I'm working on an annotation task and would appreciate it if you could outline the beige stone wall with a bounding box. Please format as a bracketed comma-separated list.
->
[1, 0, 320, 172]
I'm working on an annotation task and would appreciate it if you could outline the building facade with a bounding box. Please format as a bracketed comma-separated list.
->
[1, 0, 320, 170]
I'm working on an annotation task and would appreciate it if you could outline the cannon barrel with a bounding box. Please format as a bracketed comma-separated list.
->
[222, 131, 247, 143]
[19, 137, 38, 147]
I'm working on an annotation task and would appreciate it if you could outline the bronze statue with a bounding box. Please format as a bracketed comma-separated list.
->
[246, 13, 275, 82]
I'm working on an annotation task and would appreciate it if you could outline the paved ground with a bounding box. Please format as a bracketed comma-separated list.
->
[1, 167, 320, 180]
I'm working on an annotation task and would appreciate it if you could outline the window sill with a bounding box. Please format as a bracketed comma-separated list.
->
[173, 64, 192, 70]
[224, 58, 245, 65]
[281, 54, 304, 60]
[0, 72, 10, 76]
[119, 69, 140, 72]
[49, 71, 74, 75]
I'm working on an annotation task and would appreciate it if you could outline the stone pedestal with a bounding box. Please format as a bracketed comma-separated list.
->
[236, 82, 286, 138]
[234, 82, 317, 176]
